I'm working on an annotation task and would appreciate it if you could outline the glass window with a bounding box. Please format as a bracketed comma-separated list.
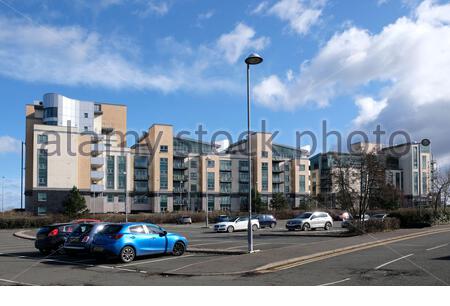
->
[220, 196, 231, 211]
[38, 149, 47, 187]
[84, 126, 88, 132]
[190, 160, 198, 168]
[129, 225, 145, 234]
[413, 146, 418, 169]
[239, 160, 249, 171]
[134, 195, 148, 204]
[37, 206, 47, 215]
[44, 107, 58, 118]
[300, 164, 306, 171]
[160, 195, 168, 211]
[421, 156, 427, 169]
[299, 175, 306, 192]
[422, 173, 427, 194]
[37, 134, 48, 144]
[37, 193, 47, 202]
[118, 156, 127, 189]
[262, 151, 268, 158]
[220, 160, 232, 171]
[160, 145, 168, 153]
[160, 158, 168, 189]
[118, 194, 126, 202]
[207, 160, 215, 168]
[262, 162, 268, 191]
[191, 184, 197, 192]
[190, 172, 198, 180]
[84, 113, 88, 118]
[107, 194, 114, 202]
[208, 172, 215, 190]
[208, 196, 215, 211]
[413, 172, 419, 195]
[107, 156, 115, 189]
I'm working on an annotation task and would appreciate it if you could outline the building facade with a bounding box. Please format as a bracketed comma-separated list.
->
[25, 93, 310, 214]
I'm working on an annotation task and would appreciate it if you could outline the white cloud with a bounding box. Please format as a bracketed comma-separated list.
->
[135, 0, 170, 17]
[254, 0, 450, 164]
[217, 23, 270, 64]
[267, 0, 326, 35]
[352, 97, 388, 127]
[251, 1, 269, 15]
[0, 16, 242, 94]
[0, 136, 21, 154]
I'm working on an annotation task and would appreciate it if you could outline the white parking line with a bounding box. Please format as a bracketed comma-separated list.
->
[426, 243, 448, 251]
[319, 278, 351, 286]
[190, 241, 242, 247]
[0, 278, 38, 286]
[117, 255, 195, 267]
[375, 254, 414, 270]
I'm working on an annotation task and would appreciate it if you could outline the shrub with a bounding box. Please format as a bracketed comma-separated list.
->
[348, 217, 400, 233]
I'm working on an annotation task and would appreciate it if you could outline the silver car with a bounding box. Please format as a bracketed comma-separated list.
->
[286, 212, 333, 231]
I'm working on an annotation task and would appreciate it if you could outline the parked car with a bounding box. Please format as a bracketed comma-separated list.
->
[286, 212, 333, 231]
[176, 216, 192, 225]
[355, 214, 371, 222]
[337, 212, 352, 221]
[214, 216, 259, 233]
[64, 223, 109, 255]
[254, 214, 277, 229]
[35, 223, 78, 254]
[90, 223, 188, 263]
[342, 214, 370, 228]
[371, 213, 388, 221]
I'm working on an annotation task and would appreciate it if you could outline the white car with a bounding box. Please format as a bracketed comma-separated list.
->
[286, 212, 333, 231]
[214, 217, 260, 233]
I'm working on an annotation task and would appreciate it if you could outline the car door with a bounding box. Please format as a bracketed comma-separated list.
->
[128, 225, 150, 255]
[144, 225, 167, 254]
[236, 218, 248, 230]
[310, 214, 321, 228]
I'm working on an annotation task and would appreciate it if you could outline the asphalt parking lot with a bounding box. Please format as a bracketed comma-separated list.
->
[1, 222, 450, 286]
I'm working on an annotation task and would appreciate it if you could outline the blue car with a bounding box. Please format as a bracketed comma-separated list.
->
[90, 223, 188, 263]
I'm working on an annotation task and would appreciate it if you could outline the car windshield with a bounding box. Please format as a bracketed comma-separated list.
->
[295, 213, 312, 219]
[100, 224, 123, 235]
[228, 217, 240, 222]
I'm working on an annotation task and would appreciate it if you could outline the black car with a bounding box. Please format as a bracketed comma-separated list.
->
[254, 214, 277, 228]
[35, 223, 77, 254]
[64, 223, 109, 255]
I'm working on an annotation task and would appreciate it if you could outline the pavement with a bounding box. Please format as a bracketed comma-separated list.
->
[1, 221, 450, 285]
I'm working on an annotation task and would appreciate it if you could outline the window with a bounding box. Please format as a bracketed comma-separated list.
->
[118, 156, 127, 189]
[160, 145, 168, 153]
[84, 126, 88, 132]
[422, 173, 427, 194]
[107, 194, 114, 203]
[118, 194, 126, 203]
[208, 172, 215, 190]
[207, 160, 215, 168]
[84, 113, 88, 118]
[220, 183, 231, 193]
[106, 156, 115, 189]
[300, 164, 306, 171]
[262, 151, 268, 158]
[134, 195, 148, 204]
[413, 146, 418, 169]
[208, 196, 215, 212]
[38, 149, 47, 187]
[414, 172, 419, 195]
[160, 195, 168, 211]
[220, 196, 231, 211]
[146, 225, 164, 235]
[190, 160, 198, 168]
[37, 134, 48, 144]
[134, 169, 148, 180]
[299, 175, 306, 193]
[190, 172, 198, 180]
[160, 158, 168, 189]
[262, 162, 268, 191]
[191, 184, 197, 192]
[220, 160, 232, 171]
[44, 107, 58, 118]
[239, 183, 249, 193]
[395, 172, 402, 190]
[422, 156, 427, 169]
[239, 160, 249, 171]
[37, 206, 47, 216]
[37, 193, 47, 202]
[134, 181, 148, 192]
[129, 225, 145, 234]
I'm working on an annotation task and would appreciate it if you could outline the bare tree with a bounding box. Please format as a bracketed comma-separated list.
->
[332, 152, 386, 226]
[431, 168, 450, 213]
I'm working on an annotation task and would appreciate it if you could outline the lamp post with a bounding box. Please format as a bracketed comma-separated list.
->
[205, 157, 212, 228]
[245, 53, 263, 253]
[123, 171, 128, 223]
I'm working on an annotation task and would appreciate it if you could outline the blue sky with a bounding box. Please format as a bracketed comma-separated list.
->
[1, 0, 450, 209]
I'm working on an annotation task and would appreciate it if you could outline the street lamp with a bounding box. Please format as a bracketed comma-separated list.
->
[205, 157, 212, 228]
[245, 53, 263, 253]
[123, 171, 128, 223]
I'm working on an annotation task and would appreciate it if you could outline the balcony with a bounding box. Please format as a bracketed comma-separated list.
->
[91, 157, 104, 168]
[134, 185, 148, 193]
[220, 188, 232, 193]
[173, 162, 188, 170]
[239, 166, 249, 172]
[220, 175, 232, 183]
[91, 184, 104, 192]
[94, 104, 103, 115]
[173, 174, 188, 181]
[273, 177, 282, 183]
[91, 144, 105, 155]
[134, 173, 148, 181]
[174, 198, 188, 205]
[239, 176, 249, 183]
[91, 171, 104, 181]
[173, 187, 187, 193]
[219, 165, 232, 171]
[272, 166, 283, 173]
[134, 158, 148, 169]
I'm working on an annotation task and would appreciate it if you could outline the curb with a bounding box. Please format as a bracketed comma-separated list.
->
[13, 230, 36, 241]
[187, 248, 247, 255]
[260, 231, 354, 238]
[162, 227, 450, 277]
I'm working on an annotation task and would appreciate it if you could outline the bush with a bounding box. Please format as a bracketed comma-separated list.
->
[348, 217, 400, 233]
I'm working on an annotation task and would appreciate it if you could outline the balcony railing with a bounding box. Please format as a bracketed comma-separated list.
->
[173, 187, 187, 193]
[134, 174, 148, 181]
[173, 174, 188, 181]
[273, 177, 282, 183]
[134, 160, 148, 169]
[220, 165, 232, 171]
[220, 175, 232, 182]
[91, 171, 104, 181]
[239, 166, 249, 172]
[134, 186, 148, 193]
[91, 157, 104, 168]
[220, 188, 232, 193]
[272, 166, 283, 172]
[91, 184, 104, 192]
[173, 162, 188, 169]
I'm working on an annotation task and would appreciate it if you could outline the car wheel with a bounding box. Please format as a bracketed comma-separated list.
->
[270, 223, 276, 229]
[302, 223, 311, 231]
[252, 224, 258, 231]
[227, 226, 234, 233]
[324, 222, 332, 231]
[172, 241, 186, 256]
[120, 246, 136, 263]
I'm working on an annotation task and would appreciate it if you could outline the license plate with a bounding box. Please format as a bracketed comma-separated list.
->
[93, 246, 104, 252]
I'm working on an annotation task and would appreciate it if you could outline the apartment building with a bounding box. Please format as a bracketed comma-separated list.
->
[309, 141, 433, 208]
[25, 93, 310, 214]
[25, 93, 131, 215]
